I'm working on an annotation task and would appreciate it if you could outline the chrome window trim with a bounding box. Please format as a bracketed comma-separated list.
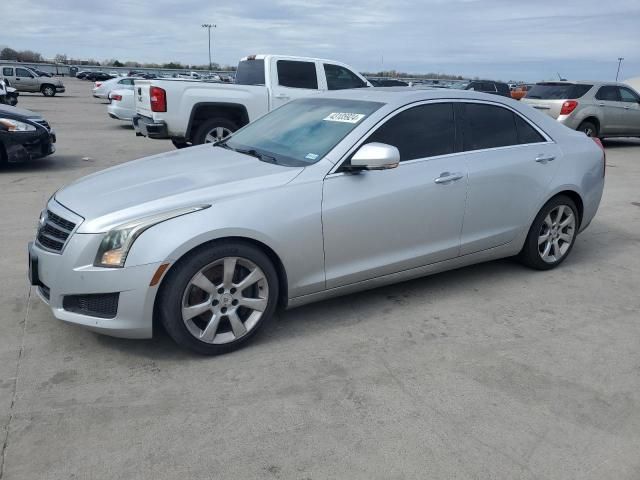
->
[326, 98, 554, 177]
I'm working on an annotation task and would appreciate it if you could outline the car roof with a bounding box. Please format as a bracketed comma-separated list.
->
[535, 80, 626, 87]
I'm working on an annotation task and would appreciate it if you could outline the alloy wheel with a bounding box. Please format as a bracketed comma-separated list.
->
[181, 256, 269, 344]
[538, 205, 576, 263]
[204, 126, 232, 143]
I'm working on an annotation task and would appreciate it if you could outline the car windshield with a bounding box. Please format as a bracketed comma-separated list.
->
[220, 98, 384, 167]
[526, 83, 593, 99]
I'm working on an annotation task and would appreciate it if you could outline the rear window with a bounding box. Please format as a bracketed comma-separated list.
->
[235, 59, 265, 85]
[526, 83, 592, 100]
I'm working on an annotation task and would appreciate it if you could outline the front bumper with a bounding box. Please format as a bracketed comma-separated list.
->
[55, 86, 66, 93]
[28, 201, 162, 339]
[1, 128, 56, 163]
[132, 115, 169, 139]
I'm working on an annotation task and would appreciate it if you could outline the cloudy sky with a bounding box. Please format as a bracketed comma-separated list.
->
[2, 0, 639, 81]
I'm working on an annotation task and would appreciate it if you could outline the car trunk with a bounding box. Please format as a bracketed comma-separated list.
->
[522, 82, 593, 120]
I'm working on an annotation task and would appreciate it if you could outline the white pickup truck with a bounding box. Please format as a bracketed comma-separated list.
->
[132, 54, 371, 148]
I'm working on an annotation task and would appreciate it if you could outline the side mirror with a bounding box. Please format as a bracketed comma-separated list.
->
[349, 142, 400, 171]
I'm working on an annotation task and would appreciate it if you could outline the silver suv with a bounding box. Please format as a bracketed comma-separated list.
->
[522, 81, 640, 138]
[0, 65, 65, 97]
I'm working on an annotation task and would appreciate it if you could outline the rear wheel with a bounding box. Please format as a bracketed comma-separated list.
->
[519, 195, 579, 270]
[193, 117, 237, 145]
[577, 120, 598, 138]
[158, 241, 279, 355]
[41, 85, 56, 97]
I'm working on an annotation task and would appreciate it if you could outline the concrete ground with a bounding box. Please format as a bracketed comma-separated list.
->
[1, 78, 639, 480]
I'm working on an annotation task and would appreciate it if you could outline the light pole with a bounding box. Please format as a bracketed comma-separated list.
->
[616, 57, 624, 81]
[202, 24, 216, 71]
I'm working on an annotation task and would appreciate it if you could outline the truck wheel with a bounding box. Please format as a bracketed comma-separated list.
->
[193, 118, 237, 145]
[41, 85, 56, 97]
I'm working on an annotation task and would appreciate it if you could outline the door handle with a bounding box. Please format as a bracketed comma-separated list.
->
[597, 103, 605, 107]
[434, 172, 464, 184]
[535, 154, 556, 163]
[624, 106, 630, 110]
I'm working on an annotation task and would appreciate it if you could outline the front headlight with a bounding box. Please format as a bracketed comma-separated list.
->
[0, 118, 37, 132]
[94, 205, 210, 268]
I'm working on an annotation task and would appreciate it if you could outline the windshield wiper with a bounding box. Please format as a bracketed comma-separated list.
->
[235, 148, 278, 164]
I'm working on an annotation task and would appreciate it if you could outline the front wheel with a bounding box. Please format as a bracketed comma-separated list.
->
[158, 241, 279, 355]
[519, 195, 579, 270]
[41, 85, 56, 97]
[7, 95, 18, 106]
[193, 117, 237, 145]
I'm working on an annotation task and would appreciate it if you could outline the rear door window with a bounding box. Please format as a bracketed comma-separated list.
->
[618, 87, 640, 103]
[459, 103, 518, 151]
[323, 64, 367, 90]
[364, 103, 456, 161]
[595, 86, 620, 101]
[2, 67, 13, 76]
[513, 115, 545, 144]
[277, 60, 318, 89]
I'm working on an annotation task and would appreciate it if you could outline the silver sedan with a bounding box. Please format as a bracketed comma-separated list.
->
[28, 88, 605, 354]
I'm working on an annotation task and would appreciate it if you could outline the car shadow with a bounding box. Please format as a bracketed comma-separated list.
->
[0, 154, 96, 173]
[602, 138, 640, 148]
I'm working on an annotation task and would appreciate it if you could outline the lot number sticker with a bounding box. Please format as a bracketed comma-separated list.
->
[323, 112, 366, 123]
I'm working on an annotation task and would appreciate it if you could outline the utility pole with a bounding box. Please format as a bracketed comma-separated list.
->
[202, 24, 216, 70]
[616, 57, 624, 81]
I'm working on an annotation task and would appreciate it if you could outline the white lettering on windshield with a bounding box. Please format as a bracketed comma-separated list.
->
[323, 112, 366, 123]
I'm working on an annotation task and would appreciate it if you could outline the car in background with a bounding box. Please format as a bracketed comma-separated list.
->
[522, 81, 640, 138]
[75, 71, 91, 79]
[107, 89, 135, 121]
[0, 65, 65, 97]
[33, 69, 53, 78]
[86, 72, 114, 82]
[510, 84, 532, 100]
[368, 78, 409, 87]
[464, 80, 511, 97]
[30, 88, 604, 354]
[0, 104, 56, 165]
[92, 77, 136, 99]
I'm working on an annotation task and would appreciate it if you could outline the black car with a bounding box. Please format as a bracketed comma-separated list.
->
[75, 71, 91, 79]
[0, 104, 56, 166]
[464, 80, 511, 97]
[85, 72, 114, 81]
[368, 78, 409, 87]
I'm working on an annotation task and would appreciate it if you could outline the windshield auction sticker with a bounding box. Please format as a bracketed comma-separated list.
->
[323, 112, 366, 123]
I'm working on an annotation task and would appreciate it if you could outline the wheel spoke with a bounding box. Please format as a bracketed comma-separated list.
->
[216, 127, 224, 139]
[541, 240, 552, 259]
[559, 233, 572, 243]
[554, 205, 565, 225]
[200, 314, 221, 343]
[552, 239, 561, 257]
[191, 272, 216, 294]
[560, 213, 574, 228]
[222, 257, 237, 288]
[544, 214, 553, 228]
[182, 301, 211, 321]
[239, 296, 267, 312]
[538, 232, 550, 245]
[235, 268, 263, 291]
[228, 312, 247, 338]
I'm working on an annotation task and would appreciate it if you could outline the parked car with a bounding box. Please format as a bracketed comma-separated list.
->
[133, 54, 372, 148]
[510, 84, 531, 100]
[465, 80, 511, 97]
[92, 77, 136, 99]
[0, 104, 56, 165]
[107, 89, 135, 121]
[0, 79, 19, 106]
[86, 72, 114, 82]
[0, 65, 65, 96]
[522, 81, 640, 138]
[368, 78, 409, 87]
[29, 88, 604, 354]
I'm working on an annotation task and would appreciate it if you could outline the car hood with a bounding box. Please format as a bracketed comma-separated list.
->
[0, 104, 41, 120]
[55, 145, 304, 233]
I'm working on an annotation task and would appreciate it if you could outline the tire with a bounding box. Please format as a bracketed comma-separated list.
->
[41, 85, 56, 97]
[171, 138, 192, 149]
[7, 95, 17, 107]
[519, 195, 579, 270]
[158, 241, 279, 355]
[192, 117, 237, 145]
[577, 120, 598, 138]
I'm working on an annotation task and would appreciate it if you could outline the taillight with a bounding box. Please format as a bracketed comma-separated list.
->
[95, 82, 102, 88]
[150, 86, 166, 112]
[111, 94, 122, 102]
[560, 100, 578, 115]
[592, 137, 606, 177]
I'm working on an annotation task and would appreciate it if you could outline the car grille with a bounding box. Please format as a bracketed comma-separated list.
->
[36, 210, 76, 253]
[32, 119, 51, 131]
[63, 293, 119, 319]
